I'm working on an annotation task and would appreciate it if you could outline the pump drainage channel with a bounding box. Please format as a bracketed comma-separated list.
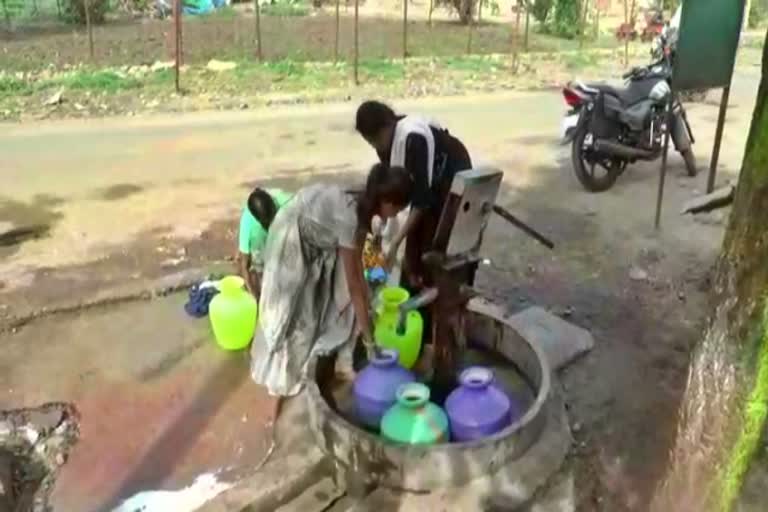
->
[0, 403, 79, 512]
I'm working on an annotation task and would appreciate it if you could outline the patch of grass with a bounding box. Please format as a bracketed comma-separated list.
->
[55, 70, 142, 92]
[146, 68, 176, 85]
[563, 52, 599, 71]
[261, 2, 310, 17]
[264, 59, 304, 77]
[0, 76, 33, 97]
[359, 59, 404, 80]
[199, 5, 239, 20]
[442, 56, 497, 73]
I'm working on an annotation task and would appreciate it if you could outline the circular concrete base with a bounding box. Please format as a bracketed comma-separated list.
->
[305, 297, 571, 493]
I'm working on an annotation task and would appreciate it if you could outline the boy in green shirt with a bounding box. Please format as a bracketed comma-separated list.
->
[238, 187, 293, 298]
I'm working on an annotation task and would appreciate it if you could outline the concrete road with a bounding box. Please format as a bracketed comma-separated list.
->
[0, 70, 758, 293]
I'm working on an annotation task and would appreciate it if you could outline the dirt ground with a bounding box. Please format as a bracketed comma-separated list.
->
[0, 66, 761, 510]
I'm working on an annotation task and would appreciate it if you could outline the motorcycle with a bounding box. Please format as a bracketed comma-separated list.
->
[560, 50, 697, 192]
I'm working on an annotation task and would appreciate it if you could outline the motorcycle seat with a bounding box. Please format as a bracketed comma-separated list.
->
[586, 83, 631, 102]
[582, 81, 654, 106]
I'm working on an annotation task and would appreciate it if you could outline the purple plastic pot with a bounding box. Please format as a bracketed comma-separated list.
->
[353, 349, 415, 429]
[445, 366, 521, 442]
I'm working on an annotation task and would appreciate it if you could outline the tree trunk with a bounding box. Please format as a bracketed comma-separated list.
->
[524, 5, 530, 52]
[456, 0, 473, 25]
[85, 0, 95, 61]
[744, 0, 752, 31]
[579, 0, 589, 49]
[652, 28, 768, 512]
[512, 0, 521, 72]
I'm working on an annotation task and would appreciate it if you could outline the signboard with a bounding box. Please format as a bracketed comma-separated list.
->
[673, 0, 746, 90]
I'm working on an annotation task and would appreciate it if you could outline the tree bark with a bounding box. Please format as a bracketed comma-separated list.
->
[524, 4, 530, 52]
[652, 27, 768, 512]
[579, 0, 589, 49]
[85, 0, 95, 61]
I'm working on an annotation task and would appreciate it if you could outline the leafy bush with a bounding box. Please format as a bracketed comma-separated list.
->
[435, 0, 476, 24]
[551, 0, 580, 39]
[531, 0, 553, 24]
[62, 0, 110, 24]
[749, 0, 768, 29]
[662, 0, 679, 11]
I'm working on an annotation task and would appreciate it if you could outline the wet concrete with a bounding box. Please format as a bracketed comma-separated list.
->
[0, 294, 276, 512]
[96, 183, 145, 201]
[0, 195, 64, 261]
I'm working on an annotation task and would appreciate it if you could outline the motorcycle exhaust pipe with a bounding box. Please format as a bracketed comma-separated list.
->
[594, 139, 656, 160]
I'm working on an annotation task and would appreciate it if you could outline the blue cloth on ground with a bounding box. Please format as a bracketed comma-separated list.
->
[184, 282, 219, 318]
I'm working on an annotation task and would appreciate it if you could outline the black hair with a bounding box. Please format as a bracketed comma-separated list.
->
[355, 100, 397, 140]
[247, 188, 278, 231]
[354, 163, 412, 234]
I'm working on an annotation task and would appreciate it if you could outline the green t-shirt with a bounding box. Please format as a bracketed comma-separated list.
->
[238, 188, 293, 259]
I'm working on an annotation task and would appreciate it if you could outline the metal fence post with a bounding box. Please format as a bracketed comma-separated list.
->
[255, 0, 263, 61]
[174, 0, 182, 92]
[354, 0, 360, 84]
[334, 0, 340, 62]
[84, 0, 95, 61]
[466, 3, 474, 54]
[403, 0, 408, 61]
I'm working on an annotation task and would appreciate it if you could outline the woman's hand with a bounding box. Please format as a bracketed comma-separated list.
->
[357, 325, 377, 360]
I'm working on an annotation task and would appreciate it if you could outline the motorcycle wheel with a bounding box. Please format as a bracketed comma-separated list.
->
[682, 148, 698, 177]
[571, 128, 622, 192]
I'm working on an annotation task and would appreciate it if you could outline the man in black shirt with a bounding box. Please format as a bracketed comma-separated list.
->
[355, 100, 472, 288]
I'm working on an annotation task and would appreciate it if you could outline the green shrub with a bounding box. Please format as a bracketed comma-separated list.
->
[749, 0, 768, 29]
[61, 0, 110, 24]
[551, 0, 580, 39]
[531, 0, 553, 24]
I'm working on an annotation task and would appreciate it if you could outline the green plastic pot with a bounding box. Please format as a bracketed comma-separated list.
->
[374, 287, 423, 369]
[209, 276, 258, 350]
[380, 382, 449, 445]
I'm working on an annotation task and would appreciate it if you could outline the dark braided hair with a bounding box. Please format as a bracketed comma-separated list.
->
[353, 163, 412, 235]
[247, 188, 279, 231]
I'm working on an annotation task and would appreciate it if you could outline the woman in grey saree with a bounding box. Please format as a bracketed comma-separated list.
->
[250, 164, 413, 397]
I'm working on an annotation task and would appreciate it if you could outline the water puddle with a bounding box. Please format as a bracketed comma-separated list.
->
[0, 196, 64, 260]
[96, 183, 145, 201]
